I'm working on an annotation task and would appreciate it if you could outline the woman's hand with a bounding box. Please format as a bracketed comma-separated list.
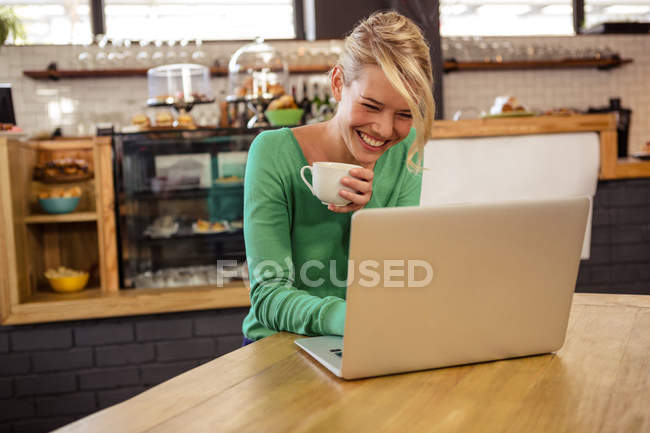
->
[327, 167, 374, 213]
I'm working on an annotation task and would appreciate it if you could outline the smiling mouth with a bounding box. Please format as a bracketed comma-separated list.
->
[356, 130, 389, 149]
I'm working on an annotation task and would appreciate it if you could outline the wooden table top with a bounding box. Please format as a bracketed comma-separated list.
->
[56, 293, 650, 433]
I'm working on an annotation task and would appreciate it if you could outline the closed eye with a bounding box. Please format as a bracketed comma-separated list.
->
[361, 103, 379, 111]
[397, 112, 412, 119]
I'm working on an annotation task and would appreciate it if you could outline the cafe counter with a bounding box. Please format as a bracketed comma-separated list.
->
[1, 114, 648, 325]
[430, 113, 650, 180]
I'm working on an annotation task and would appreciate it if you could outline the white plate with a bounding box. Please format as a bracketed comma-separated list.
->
[144, 222, 179, 238]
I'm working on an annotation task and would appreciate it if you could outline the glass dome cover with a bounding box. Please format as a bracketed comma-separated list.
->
[228, 37, 289, 101]
[147, 63, 214, 110]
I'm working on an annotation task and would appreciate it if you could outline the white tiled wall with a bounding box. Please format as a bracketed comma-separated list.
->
[0, 40, 335, 136]
[1, 35, 648, 153]
[444, 35, 650, 155]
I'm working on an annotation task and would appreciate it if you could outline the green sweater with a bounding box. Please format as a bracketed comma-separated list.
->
[242, 127, 422, 341]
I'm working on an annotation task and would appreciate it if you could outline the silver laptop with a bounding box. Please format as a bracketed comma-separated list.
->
[295, 197, 589, 380]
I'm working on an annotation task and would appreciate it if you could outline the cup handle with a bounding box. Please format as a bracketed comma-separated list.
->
[300, 166, 314, 195]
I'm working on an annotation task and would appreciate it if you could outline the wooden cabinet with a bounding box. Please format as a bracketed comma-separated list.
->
[0, 137, 118, 323]
[0, 135, 250, 325]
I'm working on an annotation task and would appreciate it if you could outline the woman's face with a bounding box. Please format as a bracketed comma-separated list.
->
[333, 64, 413, 167]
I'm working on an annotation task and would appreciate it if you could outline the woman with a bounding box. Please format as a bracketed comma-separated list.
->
[241, 11, 435, 344]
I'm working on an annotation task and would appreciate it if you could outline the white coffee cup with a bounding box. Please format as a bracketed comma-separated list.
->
[300, 162, 362, 206]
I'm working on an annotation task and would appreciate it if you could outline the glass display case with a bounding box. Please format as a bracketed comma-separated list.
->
[227, 38, 289, 128]
[228, 37, 288, 101]
[112, 128, 261, 290]
[146, 63, 215, 111]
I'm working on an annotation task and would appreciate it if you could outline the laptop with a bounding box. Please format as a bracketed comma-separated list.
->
[295, 197, 590, 379]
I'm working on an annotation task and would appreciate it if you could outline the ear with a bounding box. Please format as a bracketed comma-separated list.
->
[330, 65, 344, 102]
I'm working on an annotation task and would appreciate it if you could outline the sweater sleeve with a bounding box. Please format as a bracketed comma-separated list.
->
[243, 132, 346, 337]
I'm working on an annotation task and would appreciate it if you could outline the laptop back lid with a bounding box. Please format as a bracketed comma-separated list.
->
[341, 197, 589, 379]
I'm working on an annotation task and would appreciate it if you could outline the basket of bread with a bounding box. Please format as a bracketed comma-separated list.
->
[33, 158, 92, 183]
[265, 95, 304, 126]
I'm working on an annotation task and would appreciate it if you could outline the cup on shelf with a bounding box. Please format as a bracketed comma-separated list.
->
[151, 40, 165, 66]
[191, 39, 208, 65]
[136, 39, 151, 68]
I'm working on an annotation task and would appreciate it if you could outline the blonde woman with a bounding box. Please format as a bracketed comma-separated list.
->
[242, 11, 435, 344]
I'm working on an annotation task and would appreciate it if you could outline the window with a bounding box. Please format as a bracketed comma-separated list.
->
[440, 0, 650, 35]
[8, 0, 295, 44]
[584, 0, 650, 29]
[440, 0, 575, 36]
[103, 0, 295, 41]
[6, 0, 92, 44]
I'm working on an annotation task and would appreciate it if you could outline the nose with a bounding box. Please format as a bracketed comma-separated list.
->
[373, 111, 394, 139]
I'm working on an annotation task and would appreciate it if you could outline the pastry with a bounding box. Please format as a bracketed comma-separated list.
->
[131, 113, 151, 128]
[196, 219, 211, 232]
[211, 221, 226, 231]
[267, 83, 286, 97]
[236, 76, 286, 99]
[155, 110, 174, 127]
[39, 187, 82, 199]
[216, 176, 243, 183]
[176, 113, 196, 129]
[45, 266, 85, 278]
[490, 96, 527, 115]
[267, 94, 298, 111]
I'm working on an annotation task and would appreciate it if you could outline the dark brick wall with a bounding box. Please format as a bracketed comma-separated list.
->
[576, 178, 650, 294]
[0, 308, 248, 433]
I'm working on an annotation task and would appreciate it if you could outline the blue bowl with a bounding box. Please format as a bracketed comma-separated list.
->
[38, 197, 80, 214]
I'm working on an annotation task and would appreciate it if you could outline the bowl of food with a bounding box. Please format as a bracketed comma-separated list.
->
[264, 95, 303, 126]
[38, 187, 82, 214]
[265, 109, 304, 126]
[45, 267, 89, 293]
[38, 197, 80, 214]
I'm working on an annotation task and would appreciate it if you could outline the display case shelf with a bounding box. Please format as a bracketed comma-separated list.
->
[140, 228, 242, 244]
[128, 188, 210, 201]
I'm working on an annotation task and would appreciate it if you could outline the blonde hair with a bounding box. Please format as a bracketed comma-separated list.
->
[336, 11, 435, 173]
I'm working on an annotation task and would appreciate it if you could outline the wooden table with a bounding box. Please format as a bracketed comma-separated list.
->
[57, 293, 650, 433]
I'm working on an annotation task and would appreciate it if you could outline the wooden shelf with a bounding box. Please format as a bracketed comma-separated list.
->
[5, 283, 250, 325]
[24, 212, 98, 224]
[614, 158, 650, 179]
[25, 138, 95, 150]
[442, 57, 633, 72]
[23, 65, 333, 80]
[430, 114, 616, 139]
[23, 59, 632, 80]
[1, 137, 120, 324]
